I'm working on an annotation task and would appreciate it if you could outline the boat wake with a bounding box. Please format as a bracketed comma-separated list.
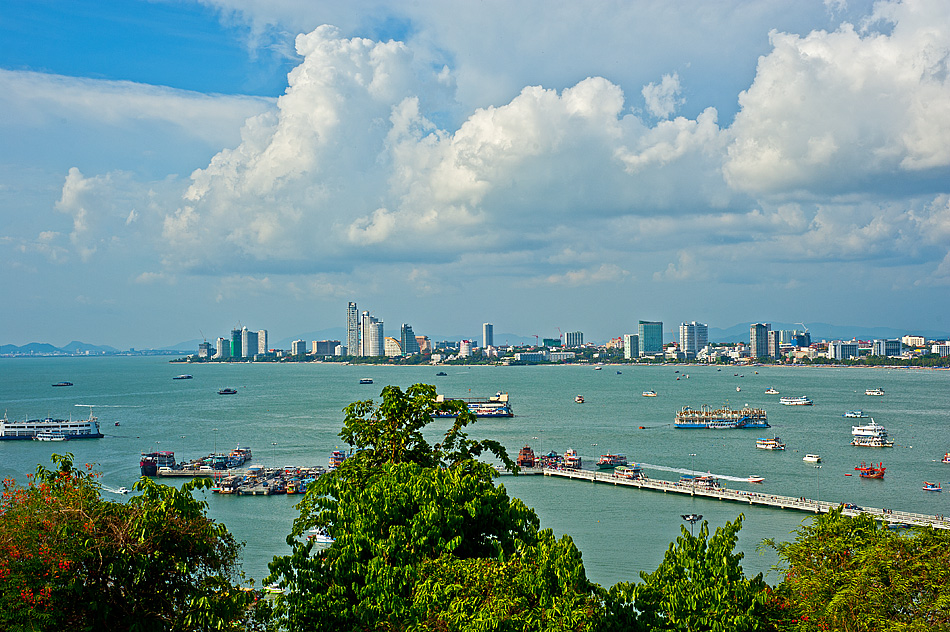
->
[639, 463, 754, 483]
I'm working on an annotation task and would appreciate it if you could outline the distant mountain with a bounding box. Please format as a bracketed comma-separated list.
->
[0, 341, 119, 355]
[708, 322, 949, 344]
[61, 340, 120, 354]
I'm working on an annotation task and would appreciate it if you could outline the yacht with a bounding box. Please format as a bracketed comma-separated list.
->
[802, 454, 821, 463]
[865, 388, 885, 396]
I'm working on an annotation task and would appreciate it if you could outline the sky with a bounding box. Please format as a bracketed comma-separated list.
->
[3, 0, 950, 349]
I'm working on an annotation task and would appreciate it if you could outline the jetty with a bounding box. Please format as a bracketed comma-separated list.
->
[533, 467, 949, 530]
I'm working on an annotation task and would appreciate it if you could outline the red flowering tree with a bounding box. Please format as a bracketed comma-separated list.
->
[0, 453, 253, 631]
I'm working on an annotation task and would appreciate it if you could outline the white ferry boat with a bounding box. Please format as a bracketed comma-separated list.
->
[844, 410, 869, 418]
[851, 419, 894, 447]
[0, 407, 103, 441]
[780, 396, 813, 406]
[865, 387, 885, 396]
[433, 392, 513, 418]
[764, 387, 779, 394]
[802, 454, 821, 463]
[756, 437, 786, 450]
[674, 404, 769, 429]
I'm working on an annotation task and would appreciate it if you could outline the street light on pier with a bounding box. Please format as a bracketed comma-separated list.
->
[681, 513, 703, 537]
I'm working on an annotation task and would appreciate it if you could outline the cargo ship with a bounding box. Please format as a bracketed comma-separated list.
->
[674, 404, 769, 429]
[433, 392, 513, 418]
[0, 407, 104, 441]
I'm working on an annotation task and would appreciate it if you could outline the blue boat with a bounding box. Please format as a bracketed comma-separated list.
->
[674, 404, 769, 429]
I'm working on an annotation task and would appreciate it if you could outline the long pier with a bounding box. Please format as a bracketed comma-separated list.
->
[518, 467, 950, 530]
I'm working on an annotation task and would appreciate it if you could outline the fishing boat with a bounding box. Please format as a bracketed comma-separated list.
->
[844, 410, 869, 418]
[641, 390, 657, 397]
[922, 482, 942, 492]
[0, 407, 104, 441]
[574, 395, 585, 403]
[755, 437, 786, 450]
[614, 464, 645, 480]
[854, 461, 886, 478]
[563, 449, 582, 470]
[780, 396, 813, 406]
[865, 387, 885, 396]
[218, 388, 237, 395]
[802, 454, 821, 463]
[516, 445, 536, 468]
[746, 475, 765, 483]
[851, 419, 894, 447]
[674, 404, 769, 429]
[596, 453, 627, 469]
[764, 387, 779, 394]
[432, 392, 514, 418]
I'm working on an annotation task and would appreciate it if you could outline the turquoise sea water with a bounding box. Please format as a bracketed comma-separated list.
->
[2, 357, 949, 588]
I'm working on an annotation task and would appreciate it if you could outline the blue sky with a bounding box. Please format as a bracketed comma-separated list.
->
[3, 0, 950, 348]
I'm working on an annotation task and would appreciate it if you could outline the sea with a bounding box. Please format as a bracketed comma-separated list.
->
[2, 357, 948, 589]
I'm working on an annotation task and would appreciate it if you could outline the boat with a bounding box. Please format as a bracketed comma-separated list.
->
[574, 395, 585, 403]
[679, 474, 721, 489]
[359, 378, 374, 384]
[140, 451, 177, 476]
[617, 371, 622, 374]
[674, 404, 769, 429]
[33, 430, 69, 442]
[854, 461, 886, 478]
[746, 475, 765, 483]
[755, 437, 786, 450]
[736, 386, 741, 392]
[516, 445, 536, 468]
[563, 448, 582, 470]
[642, 390, 657, 397]
[764, 387, 779, 394]
[923, 482, 942, 492]
[596, 453, 627, 469]
[116, 487, 130, 494]
[218, 388, 237, 395]
[614, 464, 645, 480]
[851, 419, 894, 447]
[0, 407, 104, 441]
[943, 452, 950, 464]
[802, 454, 821, 463]
[844, 410, 869, 418]
[865, 388, 885, 396]
[539, 450, 562, 468]
[173, 375, 193, 380]
[593, 366, 602, 370]
[52, 382, 73, 387]
[329, 450, 347, 469]
[307, 528, 335, 544]
[432, 392, 514, 418]
[435, 371, 447, 376]
[780, 396, 813, 406]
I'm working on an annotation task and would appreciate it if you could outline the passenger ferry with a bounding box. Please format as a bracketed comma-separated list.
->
[674, 404, 769, 429]
[780, 396, 813, 406]
[34, 430, 69, 442]
[433, 392, 514, 418]
[756, 437, 786, 450]
[596, 453, 627, 469]
[0, 407, 104, 441]
[844, 410, 869, 418]
[851, 419, 894, 447]
[563, 448, 582, 470]
[679, 474, 721, 489]
[614, 464, 645, 480]
[865, 387, 885, 396]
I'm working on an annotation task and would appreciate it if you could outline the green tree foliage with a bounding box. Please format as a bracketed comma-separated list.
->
[604, 516, 771, 632]
[265, 383, 603, 631]
[0, 453, 252, 631]
[765, 508, 950, 631]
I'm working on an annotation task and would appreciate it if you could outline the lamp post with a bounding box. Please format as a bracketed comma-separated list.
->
[814, 465, 821, 510]
[681, 513, 703, 537]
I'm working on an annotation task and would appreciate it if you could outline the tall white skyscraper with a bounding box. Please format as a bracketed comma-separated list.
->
[623, 334, 639, 359]
[360, 311, 384, 356]
[241, 327, 258, 359]
[257, 329, 268, 355]
[483, 323, 494, 348]
[678, 322, 708, 355]
[346, 302, 359, 356]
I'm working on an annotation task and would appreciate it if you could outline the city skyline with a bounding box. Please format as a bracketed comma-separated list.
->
[4, 1, 950, 349]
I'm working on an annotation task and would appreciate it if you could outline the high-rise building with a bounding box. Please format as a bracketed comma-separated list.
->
[483, 323, 494, 348]
[678, 322, 708, 355]
[400, 324, 421, 355]
[750, 323, 771, 359]
[415, 336, 431, 353]
[198, 341, 212, 359]
[767, 330, 781, 359]
[311, 340, 340, 355]
[828, 340, 859, 360]
[291, 340, 308, 355]
[241, 327, 258, 359]
[459, 340, 473, 357]
[257, 330, 268, 355]
[346, 302, 359, 357]
[623, 334, 639, 359]
[230, 328, 242, 359]
[872, 339, 902, 357]
[564, 331, 584, 347]
[360, 311, 384, 356]
[384, 337, 402, 357]
[215, 337, 230, 360]
[638, 321, 663, 356]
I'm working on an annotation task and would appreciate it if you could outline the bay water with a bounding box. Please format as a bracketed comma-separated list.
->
[2, 357, 948, 588]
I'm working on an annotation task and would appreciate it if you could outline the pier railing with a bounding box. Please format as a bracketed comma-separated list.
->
[507, 467, 950, 530]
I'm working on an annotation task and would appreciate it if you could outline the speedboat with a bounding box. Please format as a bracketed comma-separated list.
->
[116, 487, 130, 494]
[574, 395, 585, 403]
[802, 454, 821, 463]
[173, 374, 193, 380]
[307, 528, 335, 544]
[642, 390, 657, 397]
[943, 452, 950, 464]
[747, 475, 765, 483]
[865, 388, 885, 396]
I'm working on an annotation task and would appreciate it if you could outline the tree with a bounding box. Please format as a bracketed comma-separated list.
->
[0, 453, 253, 631]
[265, 383, 603, 631]
[765, 508, 950, 631]
[604, 516, 771, 632]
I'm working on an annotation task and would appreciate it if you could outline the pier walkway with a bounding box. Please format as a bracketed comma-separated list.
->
[515, 467, 950, 530]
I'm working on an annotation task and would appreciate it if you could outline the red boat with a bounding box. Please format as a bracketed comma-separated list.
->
[855, 461, 886, 479]
[516, 445, 536, 468]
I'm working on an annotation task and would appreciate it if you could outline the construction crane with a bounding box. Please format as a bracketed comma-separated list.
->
[534, 334, 539, 347]
[796, 322, 809, 333]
